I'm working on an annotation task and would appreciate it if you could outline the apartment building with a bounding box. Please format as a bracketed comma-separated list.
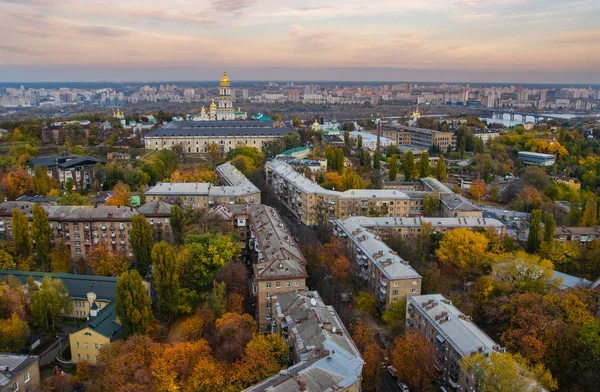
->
[339, 216, 505, 238]
[407, 294, 504, 392]
[0, 354, 40, 392]
[266, 160, 481, 226]
[0, 201, 173, 259]
[245, 290, 363, 392]
[145, 162, 260, 208]
[27, 153, 105, 190]
[248, 205, 308, 332]
[333, 218, 422, 309]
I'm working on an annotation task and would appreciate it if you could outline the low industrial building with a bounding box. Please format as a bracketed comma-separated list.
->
[518, 151, 556, 166]
[554, 226, 600, 243]
[245, 291, 363, 392]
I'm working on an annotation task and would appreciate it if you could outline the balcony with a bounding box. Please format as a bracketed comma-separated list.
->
[380, 279, 387, 287]
[111, 233, 116, 238]
[380, 286, 387, 295]
[111, 240, 116, 245]
[119, 225, 124, 231]
[379, 294, 386, 302]
[101, 225, 106, 231]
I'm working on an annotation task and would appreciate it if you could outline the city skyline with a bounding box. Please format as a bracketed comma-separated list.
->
[1, 0, 599, 83]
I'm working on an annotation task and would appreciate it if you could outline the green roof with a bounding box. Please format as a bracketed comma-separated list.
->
[0, 271, 117, 302]
[280, 146, 312, 156]
[85, 302, 122, 339]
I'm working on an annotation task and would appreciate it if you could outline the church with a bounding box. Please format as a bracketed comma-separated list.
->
[183, 71, 247, 121]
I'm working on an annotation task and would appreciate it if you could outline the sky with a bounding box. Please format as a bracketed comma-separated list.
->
[0, 0, 599, 83]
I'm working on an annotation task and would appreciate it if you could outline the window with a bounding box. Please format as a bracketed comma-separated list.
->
[265, 283, 271, 289]
[275, 282, 281, 288]
[12, 381, 18, 391]
[393, 282, 399, 287]
[295, 281, 300, 287]
[95, 355, 99, 361]
[84, 332, 91, 336]
[76, 342, 80, 348]
[393, 290, 398, 295]
[85, 343, 88, 349]
[77, 354, 81, 360]
[285, 281, 290, 287]
[411, 288, 418, 294]
[86, 354, 90, 360]
[24, 372, 30, 383]
[94, 343, 98, 350]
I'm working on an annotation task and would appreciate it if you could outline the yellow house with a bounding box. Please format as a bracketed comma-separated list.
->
[69, 302, 121, 364]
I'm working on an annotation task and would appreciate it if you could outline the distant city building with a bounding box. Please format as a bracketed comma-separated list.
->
[41, 120, 91, 144]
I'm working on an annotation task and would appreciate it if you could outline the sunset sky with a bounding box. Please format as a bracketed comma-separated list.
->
[0, 0, 598, 83]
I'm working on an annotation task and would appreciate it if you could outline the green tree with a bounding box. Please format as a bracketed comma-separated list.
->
[225, 146, 264, 168]
[580, 198, 598, 227]
[527, 209, 543, 254]
[355, 291, 377, 315]
[437, 155, 447, 181]
[362, 151, 371, 170]
[152, 242, 181, 319]
[344, 130, 350, 145]
[170, 205, 185, 244]
[12, 208, 31, 260]
[207, 281, 227, 319]
[423, 192, 440, 217]
[543, 212, 556, 243]
[357, 134, 363, 149]
[382, 297, 407, 326]
[418, 151, 430, 178]
[184, 233, 241, 289]
[388, 154, 398, 181]
[50, 242, 71, 273]
[373, 150, 381, 170]
[115, 269, 152, 338]
[130, 215, 154, 278]
[30, 276, 72, 331]
[402, 151, 415, 181]
[32, 165, 52, 195]
[32, 204, 51, 269]
[0, 313, 29, 353]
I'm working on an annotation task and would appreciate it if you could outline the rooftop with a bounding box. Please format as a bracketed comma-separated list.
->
[552, 270, 592, 289]
[0, 354, 39, 388]
[408, 294, 499, 357]
[0, 201, 174, 220]
[440, 193, 481, 212]
[216, 162, 260, 195]
[145, 182, 211, 196]
[146, 120, 292, 137]
[82, 302, 122, 339]
[28, 154, 104, 168]
[249, 205, 307, 281]
[267, 160, 338, 196]
[0, 270, 117, 302]
[244, 291, 363, 392]
[342, 216, 504, 230]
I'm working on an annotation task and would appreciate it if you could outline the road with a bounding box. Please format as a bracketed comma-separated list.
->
[380, 370, 400, 392]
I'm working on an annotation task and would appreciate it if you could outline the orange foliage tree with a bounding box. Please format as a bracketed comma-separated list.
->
[2, 169, 33, 200]
[105, 181, 131, 207]
[469, 179, 487, 201]
[391, 332, 436, 391]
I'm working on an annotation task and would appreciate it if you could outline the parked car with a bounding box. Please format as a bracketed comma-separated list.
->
[387, 365, 397, 378]
[397, 381, 409, 392]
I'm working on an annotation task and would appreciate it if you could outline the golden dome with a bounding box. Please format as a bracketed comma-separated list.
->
[219, 71, 230, 86]
[201, 105, 206, 114]
[210, 98, 216, 111]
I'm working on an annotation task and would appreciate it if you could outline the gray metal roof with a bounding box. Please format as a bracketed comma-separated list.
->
[146, 120, 292, 137]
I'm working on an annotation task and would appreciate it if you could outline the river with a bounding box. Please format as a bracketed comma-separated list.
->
[479, 112, 587, 127]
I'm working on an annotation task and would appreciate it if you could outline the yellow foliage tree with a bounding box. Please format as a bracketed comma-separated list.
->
[436, 228, 490, 271]
[105, 181, 131, 207]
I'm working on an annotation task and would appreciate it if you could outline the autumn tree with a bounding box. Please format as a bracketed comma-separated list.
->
[362, 342, 383, 391]
[436, 228, 490, 273]
[130, 215, 154, 278]
[357, 134, 363, 149]
[469, 179, 487, 202]
[106, 181, 131, 206]
[215, 312, 256, 363]
[0, 313, 30, 353]
[0, 249, 15, 270]
[341, 167, 364, 190]
[519, 186, 543, 212]
[391, 332, 436, 391]
[207, 281, 227, 319]
[321, 171, 344, 191]
[152, 241, 181, 319]
[32, 165, 52, 195]
[50, 242, 71, 273]
[330, 255, 351, 285]
[542, 212, 556, 243]
[115, 269, 153, 338]
[88, 243, 129, 277]
[170, 205, 186, 244]
[423, 192, 440, 217]
[437, 155, 447, 181]
[2, 170, 33, 200]
[230, 155, 255, 175]
[32, 204, 51, 268]
[491, 251, 555, 294]
[12, 207, 31, 260]
[402, 151, 415, 181]
[527, 209, 543, 254]
[461, 352, 557, 392]
[355, 291, 377, 315]
[580, 198, 598, 227]
[351, 321, 374, 352]
[207, 142, 223, 163]
[236, 333, 288, 386]
[382, 297, 407, 327]
[30, 276, 72, 331]
[388, 154, 398, 181]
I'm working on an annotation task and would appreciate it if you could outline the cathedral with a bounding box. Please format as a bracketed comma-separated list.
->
[185, 71, 247, 121]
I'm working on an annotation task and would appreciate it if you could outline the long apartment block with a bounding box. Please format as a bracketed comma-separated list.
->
[145, 162, 260, 208]
[339, 216, 506, 238]
[407, 294, 507, 392]
[245, 290, 363, 392]
[266, 160, 481, 226]
[333, 217, 422, 309]
[0, 201, 173, 259]
[247, 204, 308, 332]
